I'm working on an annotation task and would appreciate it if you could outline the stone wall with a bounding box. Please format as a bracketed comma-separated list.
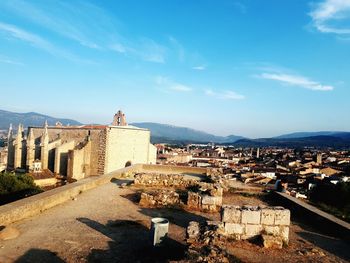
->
[140, 164, 207, 175]
[34, 178, 58, 187]
[221, 205, 290, 245]
[134, 173, 198, 187]
[187, 183, 223, 212]
[139, 190, 180, 207]
[105, 127, 154, 173]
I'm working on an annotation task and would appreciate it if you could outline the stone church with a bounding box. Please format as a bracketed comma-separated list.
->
[6, 111, 156, 180]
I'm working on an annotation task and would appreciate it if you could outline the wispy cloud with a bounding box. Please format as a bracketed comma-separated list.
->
[259, 72, 334, 91]
[0, 59, 23, 65]
[309, 0, 350, 35]
[168, 36, 185, 62]
[232, 1, 247, 14]
[192, 65, 206, 70]
[110, 38, 167, 63]
[138, 38, 167, 63]
[205, 89, 245, 100]
[0, 0, 168, 63]
[0, 54, 23, 65]
[0, 22, 90, 63]
[0, 0, 106, 49]
[155, 76, 192, 92]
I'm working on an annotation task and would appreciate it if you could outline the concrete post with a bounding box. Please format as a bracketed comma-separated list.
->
[151, 217, 169, 246]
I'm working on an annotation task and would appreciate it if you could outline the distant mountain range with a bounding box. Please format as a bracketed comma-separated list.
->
[130, 122, 245, 143]
[230, 134, 350, 148]
[0, 109, 81, 130]
[274, 131, 347, 139]
[0, 109, 349, 148]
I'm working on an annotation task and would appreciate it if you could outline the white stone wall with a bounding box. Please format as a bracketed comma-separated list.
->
[221, 205, 290, 244]
[105, 127, 154, 173]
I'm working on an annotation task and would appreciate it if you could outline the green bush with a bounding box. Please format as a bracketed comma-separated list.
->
[0, 172, 42, 203]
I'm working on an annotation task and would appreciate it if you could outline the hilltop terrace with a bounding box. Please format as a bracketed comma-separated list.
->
[0, 164, 349, 263]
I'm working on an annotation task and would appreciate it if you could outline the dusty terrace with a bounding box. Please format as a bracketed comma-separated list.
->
[0, 166, 349, 263]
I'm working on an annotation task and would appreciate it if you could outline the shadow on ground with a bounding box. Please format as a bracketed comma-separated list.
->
[297, 230, 350, 262]
[138, 207, 211, 229]
[110, 178, 133, 186]
[77, 217, 186, 263]
[14, 249, 65, 263]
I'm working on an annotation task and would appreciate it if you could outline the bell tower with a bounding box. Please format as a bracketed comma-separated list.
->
[112, 110, 127, 126]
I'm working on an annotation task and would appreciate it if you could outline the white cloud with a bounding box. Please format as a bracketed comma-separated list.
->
[0, 22, 91, 63]
[192, 65, 206, 70]
[205, 89, 245, 100]
[110, 43, 127, 54]
[309, 0, 350, 35]
[259, 72, 334, 91]
[155, 76, 192, 92]
[138, 38, 166, 63]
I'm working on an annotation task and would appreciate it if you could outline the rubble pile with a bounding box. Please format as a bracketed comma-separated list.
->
[134, 173, 197, 187]
[139, 190, 181, 207]
[186, 221, 235, 263]
[187, 183, 223, 212]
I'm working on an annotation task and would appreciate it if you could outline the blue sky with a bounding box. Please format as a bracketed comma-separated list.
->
[0, 0, 349, 138]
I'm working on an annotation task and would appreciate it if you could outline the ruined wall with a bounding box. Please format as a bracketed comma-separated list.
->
[221, 205, 290, 244]
[140, 164, 207, 175]
[134, 173, 198, 187]
[187, 183, 223, 212]
[105, 127, 153, 173]
[139, 190, 180, 207]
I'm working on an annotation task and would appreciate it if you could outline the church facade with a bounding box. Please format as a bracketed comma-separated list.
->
[6, 111, 156, 180]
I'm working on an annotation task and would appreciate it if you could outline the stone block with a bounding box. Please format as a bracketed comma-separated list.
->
[245, 224, 263, 237]
[261, 208, 275, 225]
[241, 208, 261, 224]
[187, 192, 201, 209]
[274, 209, 290, 226]
[201, 195, 222, 206]
[221, 206, 241, 223]
[262, 234, 283, 249]
[263, 225, 280, 236]
[280, 226, 289, 244]
[187, 221, 200, 242]
[224, 223, 245, 235]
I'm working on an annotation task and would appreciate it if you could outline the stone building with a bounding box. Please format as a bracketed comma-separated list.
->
[6, 111, 156, 180]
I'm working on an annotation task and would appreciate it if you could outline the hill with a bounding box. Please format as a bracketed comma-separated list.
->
[130, 122, 244, 143]
[275, 131, 346, 139]
[232, 134, 350, 148]
[0, 109, 82, 130]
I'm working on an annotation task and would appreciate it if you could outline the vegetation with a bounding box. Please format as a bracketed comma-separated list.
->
[0, 138, 5, 147]
[0, 172, 42, 205]
[309, 182, 350, 223]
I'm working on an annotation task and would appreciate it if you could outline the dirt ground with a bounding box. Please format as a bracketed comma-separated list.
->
[0, 180, 349, 263]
